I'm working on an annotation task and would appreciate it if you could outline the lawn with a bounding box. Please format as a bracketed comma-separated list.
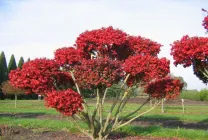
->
[0, 99, 208, 139]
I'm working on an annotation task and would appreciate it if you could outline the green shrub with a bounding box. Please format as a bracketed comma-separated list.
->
[199, 88, 208, 101]
[180, 89, 200, 101]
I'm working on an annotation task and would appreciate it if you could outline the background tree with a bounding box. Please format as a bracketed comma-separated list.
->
[0, 62, 4, 84]
[18, 57, 24, 69]
[170, 74, 187, 90]
[171, 9, 208, 84]
[27, 58, 30, 62]
[1, 81, 25, 108]
[0, 51, 8, 84]
[175, 76, 187, 90]
[0, 61, 5, 99]
[106, 84, 123, 98]
[199, 88, 208, 101]
[202, 8, 208, 32]
[8, 54, 17, 72]
[171, 36, 208, 84]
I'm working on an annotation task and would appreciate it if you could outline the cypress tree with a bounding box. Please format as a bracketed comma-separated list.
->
[0, 63, 4, 99]
[8, 54, 17, 72]
[18, 57, 24, 69]
[0, 51, 8, 83]
[0, 62, 4, 84]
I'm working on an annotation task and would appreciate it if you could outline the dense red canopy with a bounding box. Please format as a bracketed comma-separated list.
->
[9, 58, 74, 95]
[123, 55, 170, 86]
[45, 89, 83, 116]
[74, 58, 124, 89]
[9, 26, 183, 116]
[144, 77, 184, 99]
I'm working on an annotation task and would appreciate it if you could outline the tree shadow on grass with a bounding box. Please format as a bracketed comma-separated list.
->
[123, 115, 208, 130]
[0, 112, 52, 119]
[107, 125, 159, 139]
[0, 112, 63, 120]
[108, 125, 160, 139]
[200, 118, 208, 123]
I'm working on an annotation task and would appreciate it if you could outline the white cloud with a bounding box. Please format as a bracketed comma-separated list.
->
[0, 0, 207, 90]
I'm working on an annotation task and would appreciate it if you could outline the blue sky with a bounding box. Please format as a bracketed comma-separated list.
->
[0, 0, 207, 90]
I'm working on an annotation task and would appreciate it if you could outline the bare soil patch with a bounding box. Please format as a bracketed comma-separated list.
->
[131, 119, 208, 130]
[0, 125, 183, 140]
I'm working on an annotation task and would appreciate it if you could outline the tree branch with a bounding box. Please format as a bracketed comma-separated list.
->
[121, 97, 150, 120]
[102, 90, 121, 133]
[71, 116, 93, 139]
[103, 74, 130, 132]
[102, 88, 108, 105]
[113, 100, 161, 131]
[97, 88, 104, 139]
[70, 71, 81, 94]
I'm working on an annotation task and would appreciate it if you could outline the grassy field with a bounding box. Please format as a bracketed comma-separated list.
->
[0, 99, 208, 139]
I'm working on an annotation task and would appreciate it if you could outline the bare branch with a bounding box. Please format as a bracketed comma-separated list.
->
[113, 100, 161, 131]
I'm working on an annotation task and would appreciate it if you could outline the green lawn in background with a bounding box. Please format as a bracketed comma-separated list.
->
[0, 100, 208, 139]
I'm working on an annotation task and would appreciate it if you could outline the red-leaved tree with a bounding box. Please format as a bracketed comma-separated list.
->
[9, 26, 183, 140]
[202, 8, 208, 32]
[171, 9, 208, 84]
[1, 81, 25, 108]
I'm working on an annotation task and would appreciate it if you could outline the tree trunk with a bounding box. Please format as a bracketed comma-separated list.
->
[149, 95, 152, 108]
[15, 94, 17, 108]
[182, 98, 184, 113]
[161, 98, 164, 113]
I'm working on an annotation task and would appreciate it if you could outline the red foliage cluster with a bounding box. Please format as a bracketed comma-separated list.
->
[203, 16, 208, 31]
[45, 89, 83, 116]
[144, 77, 184, 99]
[75, 26, 162, 60]
[170, 35, 208, 83]
[202, 8, 208, 32]
[54, 47, 83, 68]
[75, 26, 128, 59]
[171, 35, 208, 67]
[123, 55, 170, 86]
[128, 36, 161, 57]
[9, 58, 74, 94]
[74, 58, 124, 89]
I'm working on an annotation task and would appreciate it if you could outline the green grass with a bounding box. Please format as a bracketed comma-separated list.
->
[1, 100, 208, 123]
[0, 100, 58, 115]
[0, 116, 207, 139]
[0, 100, 208, 139]
[0, 117, 86, 133]
[1, 100, 208, 122]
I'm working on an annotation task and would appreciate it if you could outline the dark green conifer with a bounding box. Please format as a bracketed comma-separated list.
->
[8, 54, 17, 72]
[0, 51, 8, 83]
[18, 57, 24, 69]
